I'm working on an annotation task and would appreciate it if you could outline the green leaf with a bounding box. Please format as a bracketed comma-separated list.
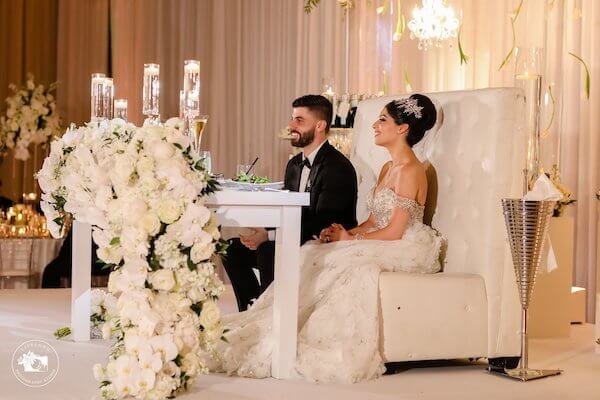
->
[54, 326, 72, 339]
[216, 239, 229, 257]
[458, 24, 469, 65]
[110, 237, 120, 246]
[304, 0, 321, 13]
[220, 335, 229, 344]
[498, 0, 524, 71]
[403, 67, 412, 93]
[149, 253, 161, 271]
[191, 302, 202, 316]
[498, 19, 516, 71]
[542, 85, 556, 135]
[174, 354, 183, 367]
[569, 52, 591, 99]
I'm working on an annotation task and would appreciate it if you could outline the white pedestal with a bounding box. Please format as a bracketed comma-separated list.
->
[70, 221, 92, 342]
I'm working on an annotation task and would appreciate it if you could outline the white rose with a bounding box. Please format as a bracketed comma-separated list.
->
[190, 241, 215, 263]
[151, 141, 175, 160]
[156, 199, 182, 224]
[149, 270, 176, 291]
[199, 300, 220, 329]
[139, 212, 161, 236]
[93, 363, 105, 381]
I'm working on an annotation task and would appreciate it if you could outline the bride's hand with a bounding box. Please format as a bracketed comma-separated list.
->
[319, 224, 342, 243]
[329, 224, 353, 242]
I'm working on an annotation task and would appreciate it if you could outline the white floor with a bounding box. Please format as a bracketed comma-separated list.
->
[1, 287, 599, 400]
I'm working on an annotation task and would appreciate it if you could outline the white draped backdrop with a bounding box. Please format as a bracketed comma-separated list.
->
[0, 0, 598, 321]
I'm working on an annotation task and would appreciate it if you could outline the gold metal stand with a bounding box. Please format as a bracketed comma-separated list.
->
[492, 199, 563, 381]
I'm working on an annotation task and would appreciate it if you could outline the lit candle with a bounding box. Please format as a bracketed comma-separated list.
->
[114, 99, 128, 120]
[103, 78, 114, 119]
[144, 64, 159, 76]
[184, 61, 200, 75]
[143, 63, 160, 119]
[91, 73, 106, 122]
[183, 60, 201, 119]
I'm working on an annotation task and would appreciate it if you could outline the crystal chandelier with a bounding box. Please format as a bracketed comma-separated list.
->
[408, 0, 460, 50]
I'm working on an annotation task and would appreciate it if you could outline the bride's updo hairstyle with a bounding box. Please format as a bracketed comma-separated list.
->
[384, 94, 437, 147]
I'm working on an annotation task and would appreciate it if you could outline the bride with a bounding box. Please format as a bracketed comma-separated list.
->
[214, 94, 443, 383]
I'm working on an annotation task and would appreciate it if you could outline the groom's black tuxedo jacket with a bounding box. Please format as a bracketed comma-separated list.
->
[283, 141, 358, 244]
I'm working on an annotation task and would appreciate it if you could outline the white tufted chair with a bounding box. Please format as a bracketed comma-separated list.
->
[350, 88, 525, 364]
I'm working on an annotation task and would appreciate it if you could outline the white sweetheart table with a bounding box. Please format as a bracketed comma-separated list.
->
[68, 190, 309, 379]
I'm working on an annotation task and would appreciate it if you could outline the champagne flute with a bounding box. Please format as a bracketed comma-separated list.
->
[192, 115, 209, 153]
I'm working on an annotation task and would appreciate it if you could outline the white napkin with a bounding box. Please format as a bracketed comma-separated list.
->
[523, 174, 561, 273]
[523, 174, 562, 201]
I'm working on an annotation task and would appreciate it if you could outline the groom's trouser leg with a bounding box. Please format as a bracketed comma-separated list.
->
[256, 240, 275, 295]
[221, 238, 260, 311]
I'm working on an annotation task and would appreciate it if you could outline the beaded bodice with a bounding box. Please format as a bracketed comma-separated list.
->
[366, 187, 425, 229]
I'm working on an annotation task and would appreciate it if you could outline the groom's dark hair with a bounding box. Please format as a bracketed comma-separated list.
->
[292, 95, 333, 132]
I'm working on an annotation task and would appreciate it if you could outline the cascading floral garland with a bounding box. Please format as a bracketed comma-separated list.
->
[38, 118, 227, 399]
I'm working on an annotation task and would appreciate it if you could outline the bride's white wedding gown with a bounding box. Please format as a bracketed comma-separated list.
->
[215, 187, 443, 383]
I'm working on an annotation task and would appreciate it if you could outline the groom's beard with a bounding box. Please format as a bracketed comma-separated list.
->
[290, 127, 316, 148]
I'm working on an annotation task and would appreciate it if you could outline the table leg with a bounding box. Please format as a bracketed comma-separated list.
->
[271, 206, 301, 379]
[71, 221, 92, 342]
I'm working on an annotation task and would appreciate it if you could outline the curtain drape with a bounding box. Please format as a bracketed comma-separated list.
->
[0, 0, 58, 200]
[0, 0, 597, 321]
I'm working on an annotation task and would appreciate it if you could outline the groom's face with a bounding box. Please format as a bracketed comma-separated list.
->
[289, 107, 318, 148]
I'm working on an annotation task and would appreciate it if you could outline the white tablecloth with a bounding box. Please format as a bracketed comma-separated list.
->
[0, 289, 109, 399]
[0, 238, 63, 286]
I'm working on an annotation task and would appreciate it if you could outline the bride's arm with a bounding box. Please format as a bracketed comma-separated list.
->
[348, 215, 376, 234]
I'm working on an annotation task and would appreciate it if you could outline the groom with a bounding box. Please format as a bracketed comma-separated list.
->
[223, 94, 358, 311]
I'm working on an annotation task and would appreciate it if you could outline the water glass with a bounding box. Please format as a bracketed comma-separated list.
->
[199, 151, 212, 174]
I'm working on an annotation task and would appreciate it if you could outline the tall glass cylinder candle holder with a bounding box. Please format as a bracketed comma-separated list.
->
[183, 60, 200, 118]
[103, 78, 114, 119]
[90, 73, 106, 122]
[143, 63, 160, 122]
[114, 99, 128, 121]
[514, 47, 543, 192]
[179, 90, 185, 119]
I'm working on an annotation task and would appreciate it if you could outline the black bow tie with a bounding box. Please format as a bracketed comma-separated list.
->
[302, 158, 312, 169]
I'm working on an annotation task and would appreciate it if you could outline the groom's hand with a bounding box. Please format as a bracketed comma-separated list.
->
[240, 228, 268, 250]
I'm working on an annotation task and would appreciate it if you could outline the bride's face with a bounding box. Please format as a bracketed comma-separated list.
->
[372, 108, 407, 147]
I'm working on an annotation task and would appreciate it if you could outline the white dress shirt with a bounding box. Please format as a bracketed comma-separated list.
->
[299, 140, 327, 192]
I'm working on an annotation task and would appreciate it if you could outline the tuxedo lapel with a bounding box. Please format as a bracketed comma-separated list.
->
[306, 141, 331, 192]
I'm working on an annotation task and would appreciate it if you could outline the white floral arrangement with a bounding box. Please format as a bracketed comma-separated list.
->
[0, 74, 61, 160]
[38, 118, 227, 399]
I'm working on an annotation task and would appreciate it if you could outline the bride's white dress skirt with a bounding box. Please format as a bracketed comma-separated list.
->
[214, 220, 442, 383]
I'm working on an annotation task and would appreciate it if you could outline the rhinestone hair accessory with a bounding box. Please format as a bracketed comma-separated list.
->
[394, 97, 423, 119]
